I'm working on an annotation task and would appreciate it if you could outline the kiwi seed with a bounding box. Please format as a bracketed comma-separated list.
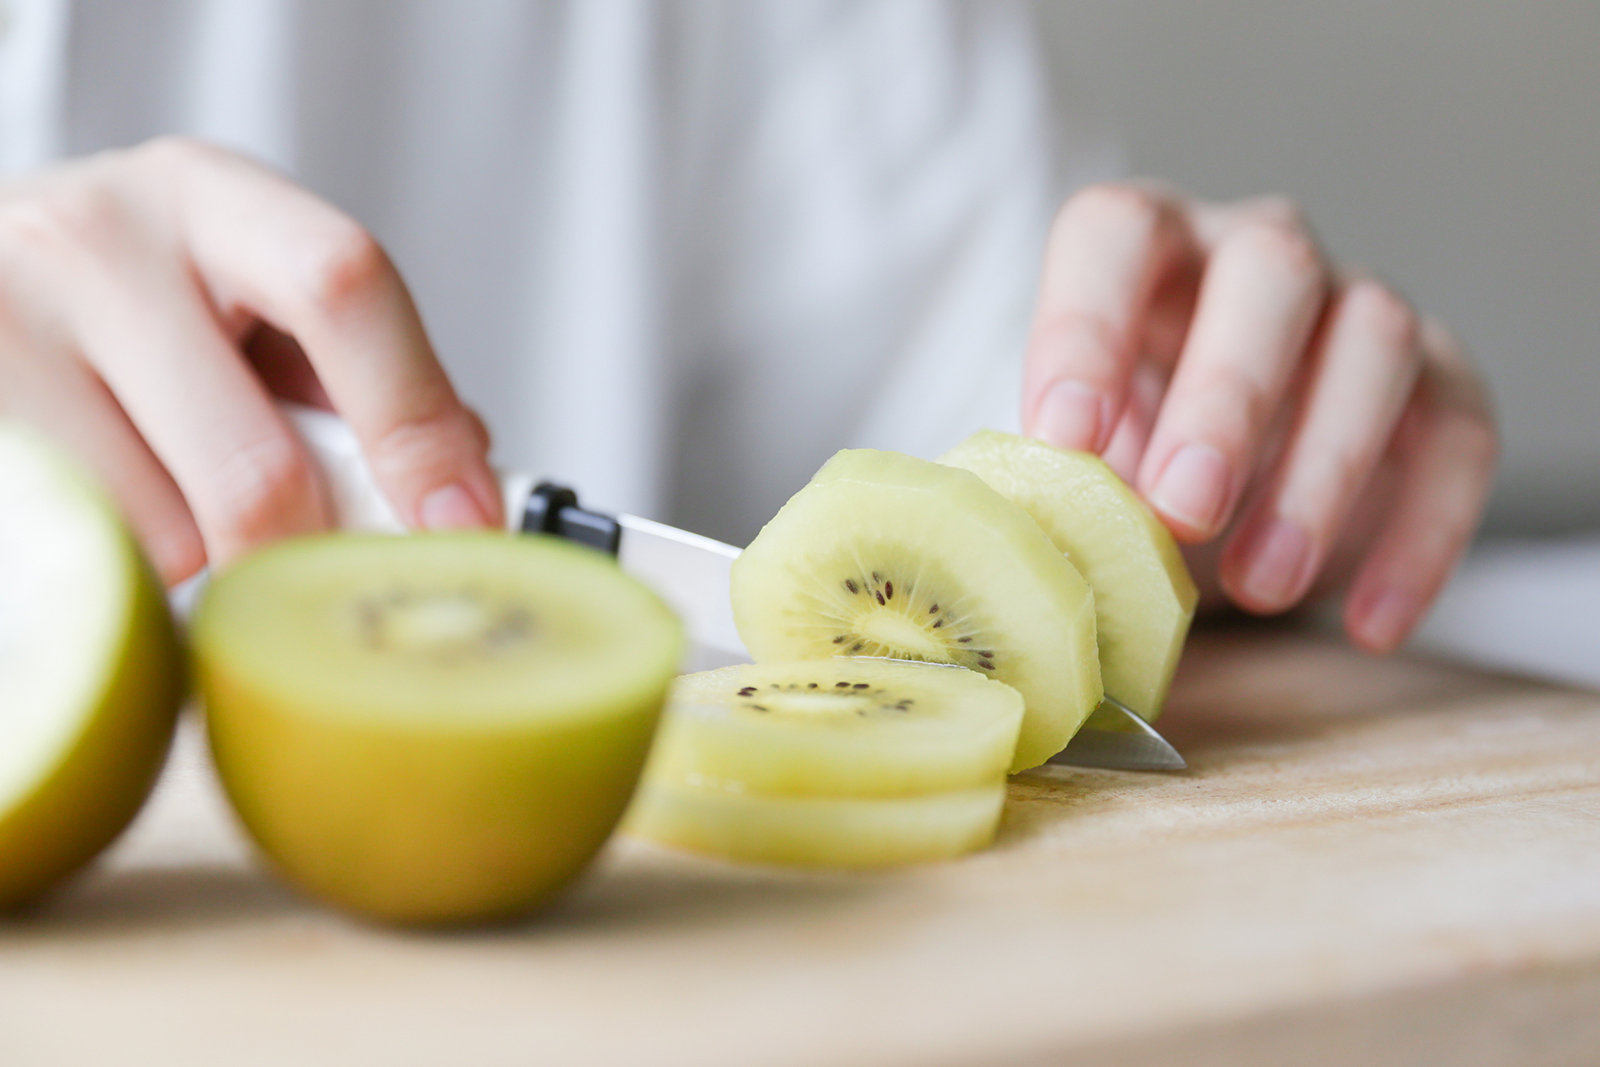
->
[727, 678, 919, 719]
[810, 567, 1003, 675]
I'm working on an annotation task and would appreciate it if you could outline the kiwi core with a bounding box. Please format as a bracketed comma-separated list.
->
[358, 589, 534, 658]
[822, 569, 999, 674]
[731, 681, 915, 720]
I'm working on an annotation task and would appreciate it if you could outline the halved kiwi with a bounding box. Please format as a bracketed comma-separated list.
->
[641, 658, 1023, 799]
[940, 431, 1198, 720]
[194, 531, 682, 925]
[730, 449, 1101, 771]
[627, 780, 1004, 869]
[0, 425, 186, 910]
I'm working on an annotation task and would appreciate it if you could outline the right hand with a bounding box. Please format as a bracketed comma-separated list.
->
[0, 137, 502, 585]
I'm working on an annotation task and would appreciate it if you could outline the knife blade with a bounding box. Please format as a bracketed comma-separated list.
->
[285, 402, 1186, 772]
[1047, 694, 1186, 771]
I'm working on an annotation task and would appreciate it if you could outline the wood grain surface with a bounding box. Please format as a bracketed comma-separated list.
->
[4, 626, 1599, 1067]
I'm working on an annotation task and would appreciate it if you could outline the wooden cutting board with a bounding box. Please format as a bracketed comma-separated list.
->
[4, 626, 1599, 1067]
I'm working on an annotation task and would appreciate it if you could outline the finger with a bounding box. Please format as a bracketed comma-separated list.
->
[0, 342, 207, 584]
[1342, 323, 1497, 652]
[61, 230, 332, 567]
[0, 204, 208, 583]
[1022, 183, 1193, 453]
[146, 139, 502, 530]
[1219, 280, 1422, 613]
[1099, 359, 1169, 484]
[1134, 217, 1331, 542]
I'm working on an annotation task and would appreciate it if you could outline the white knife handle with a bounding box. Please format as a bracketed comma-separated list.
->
[281, 401, 534, 535]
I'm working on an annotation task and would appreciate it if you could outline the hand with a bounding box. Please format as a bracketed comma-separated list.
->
[1022, 182, 1496, 653]
[0, 138, 501, 585]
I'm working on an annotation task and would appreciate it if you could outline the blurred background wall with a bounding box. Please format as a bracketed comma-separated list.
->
[1040, 1, 1600, 536]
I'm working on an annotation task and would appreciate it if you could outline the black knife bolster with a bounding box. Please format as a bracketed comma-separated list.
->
[519, 482, 621, 556]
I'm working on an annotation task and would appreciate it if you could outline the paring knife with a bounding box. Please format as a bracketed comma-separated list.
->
[286, 403, 1186, 772]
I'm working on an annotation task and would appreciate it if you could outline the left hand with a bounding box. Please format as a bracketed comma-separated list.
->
[1021, 181, 1496, 653]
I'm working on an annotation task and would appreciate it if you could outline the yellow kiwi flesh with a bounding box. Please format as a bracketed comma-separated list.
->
[731, 449, 1100, 771]
[628, 780, 1006, 869]
[941, 431, 1197, 721]
[639, 659, 1023, 798]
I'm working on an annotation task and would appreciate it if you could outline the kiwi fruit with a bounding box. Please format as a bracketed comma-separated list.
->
[730, 448, 1100, 771]
[940, 431, 1198, 720]
[0, 424, 186, 910]
[193, 531, 682, 925]
[624, 658, 1022, 867]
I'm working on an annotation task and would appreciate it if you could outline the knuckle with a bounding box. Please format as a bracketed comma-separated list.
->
[135, 135, 215, 171]
[1029, 305, 1123, 365]
[1239, 194, 1308, 233]
[369, 399, 471, 469]
[205, 433, 317, 544]
[1344, 280, 1419, 354]
[1446, 409, 1499, 477]
[0, 185, 125, 259]
[298, 221, 390, 315]
[1058, 181, 1166, 234]
[1196, 363, 1273, 435]
[1226, 217, 1324, 286]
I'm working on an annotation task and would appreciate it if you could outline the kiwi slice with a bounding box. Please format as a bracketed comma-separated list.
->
[627, 780, 1005, 868]
[940, 431, 1198, 720]
[731, 448, 1100, 771]
[0, 425, 185, 910]
[641, 659, 1024, 799]
[194, 531, 682, 925]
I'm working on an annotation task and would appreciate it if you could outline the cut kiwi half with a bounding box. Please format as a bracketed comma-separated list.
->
[0, 424, 186, 910]
[640, 658, 1024, 799]
[940, 431, 1198, 721]
[730, 448, 1100, 771]
[193, 531, 682, 926]
[627, 780, 1005, 869]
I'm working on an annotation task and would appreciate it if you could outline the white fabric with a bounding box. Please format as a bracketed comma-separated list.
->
[0, 0, 1119, 544]
[1413, 536, 1600, 691]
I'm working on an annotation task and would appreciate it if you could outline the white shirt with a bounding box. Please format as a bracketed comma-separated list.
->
[0, 0, 1118, 544]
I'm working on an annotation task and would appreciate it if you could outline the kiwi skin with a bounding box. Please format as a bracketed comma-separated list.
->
[0, 527, 186, 912]
[203, 670, 664, 925]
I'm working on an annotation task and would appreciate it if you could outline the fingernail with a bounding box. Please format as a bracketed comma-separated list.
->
[1238, 516, 1313, 608]
[1034, 380, 1109, 452]
[1356, 588, 1419, 652]
[419, 482, 490, 530]
[1149, 444, 1230, 533]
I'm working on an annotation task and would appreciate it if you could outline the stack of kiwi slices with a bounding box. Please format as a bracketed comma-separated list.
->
[627, 437, 1196, 869]
[625, 659, 1023, 867]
